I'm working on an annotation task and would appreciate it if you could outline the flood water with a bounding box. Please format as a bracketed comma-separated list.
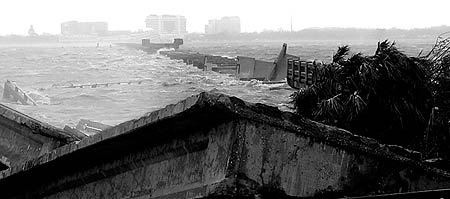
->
[0, 39, 435, 128]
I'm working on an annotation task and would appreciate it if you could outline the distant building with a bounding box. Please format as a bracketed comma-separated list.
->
[145, 15, 187, 36]
[205, 19, 218, 34]
[205, 16, 241, 34]
[60, 21, 108, 35]
[28, 25, 38, 37]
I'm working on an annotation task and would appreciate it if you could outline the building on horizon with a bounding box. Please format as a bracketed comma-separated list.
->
[145, 15, 187, 37]
[205, 16, 241, 34]
[60, 21, 108, 36]
[28, 25, 38, 37]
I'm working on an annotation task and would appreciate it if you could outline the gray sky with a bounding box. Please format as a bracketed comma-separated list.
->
[1, 0, 449, 35]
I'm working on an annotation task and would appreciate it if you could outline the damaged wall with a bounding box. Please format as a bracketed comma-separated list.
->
[40, 122, 234, 199]
[253, 60, 275, 80]
[236, 56, 255, 79]
[233, 119, 450, 197]
[0, 104, 77, 168]
[1, 92, 450, 198]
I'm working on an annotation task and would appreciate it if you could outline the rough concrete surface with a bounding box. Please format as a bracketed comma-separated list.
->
[41, 123, 233, 199]
[1, 92, 450, 198]
[235, 119, 450, 197]
[0, 103, 79, 168]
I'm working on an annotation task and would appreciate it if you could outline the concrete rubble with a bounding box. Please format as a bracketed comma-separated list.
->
[2, 80, 37, 105]
[0, 92, 450, 198]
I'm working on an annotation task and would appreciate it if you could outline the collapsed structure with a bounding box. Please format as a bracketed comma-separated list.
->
[0, 103, 82, 170]
[160, 43, 297, 82]
[1, 92, 450, 198]
[2, 80, 37, 105]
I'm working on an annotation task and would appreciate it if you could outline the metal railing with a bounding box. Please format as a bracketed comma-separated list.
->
[287, 58, 322, 89]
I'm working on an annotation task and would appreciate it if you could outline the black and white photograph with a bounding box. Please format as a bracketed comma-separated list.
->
[1, 0, 450, 198]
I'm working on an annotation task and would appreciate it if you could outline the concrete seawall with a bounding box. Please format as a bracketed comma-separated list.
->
[1, 92, 450, 198]
[160, 44, 291, 82]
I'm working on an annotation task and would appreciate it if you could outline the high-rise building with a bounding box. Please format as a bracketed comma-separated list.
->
[145, 15, 187, 36]
[205, 16, 241, 34]
[205, 19, 218, 34]
[60, 21, 108, 35]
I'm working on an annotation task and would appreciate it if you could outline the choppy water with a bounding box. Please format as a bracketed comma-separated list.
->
[0, 44, 295, 128]
[0, 40, 435, 128]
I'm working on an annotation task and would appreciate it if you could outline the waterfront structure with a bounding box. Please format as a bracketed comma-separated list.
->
[159, 43, 293, 81]
[145, 15, 187, 36]
[60, 21, 108, 35]
[205, 16, 241, 34]
[116, 38, 184, 53]
[2, 92, 450, 198]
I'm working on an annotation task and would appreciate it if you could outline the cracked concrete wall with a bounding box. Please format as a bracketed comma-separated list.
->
[236, 119, 450, 197]
[12, 119, 450, 199]
[39, 122, 235, 199]
[3, 91, 450, 199]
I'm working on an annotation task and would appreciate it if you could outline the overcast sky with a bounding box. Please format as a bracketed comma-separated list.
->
[1, 0, 449, 35]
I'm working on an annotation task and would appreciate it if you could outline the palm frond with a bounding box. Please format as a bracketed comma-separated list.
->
[333, 45, 350, 63]
[291, 39, 434, 151]
[314, 94, 343, 124]
[345, 91, 367, 121]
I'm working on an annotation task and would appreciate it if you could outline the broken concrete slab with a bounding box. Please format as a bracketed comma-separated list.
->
[2, 80, 37, 105]
[0, 103, 81, 168]
[63, 125, 88, 140]
[161, 44, 291, 82]
[0, 92, 450, 198]
[75, 119, 111, 136]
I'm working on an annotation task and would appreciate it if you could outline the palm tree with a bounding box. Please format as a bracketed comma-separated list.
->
[292, 40, 432, 149]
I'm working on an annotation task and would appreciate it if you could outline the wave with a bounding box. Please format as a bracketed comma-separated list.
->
[157, 48, 175, 54]
[244, 79, 261, 87]
[51, 81, 79, 88]
[0, 44, 296, 128]
[161, 81, 181, 87]
[52, 93, 113, 104]
[106, 57, 125, 63]
[26, 90, 51, 105]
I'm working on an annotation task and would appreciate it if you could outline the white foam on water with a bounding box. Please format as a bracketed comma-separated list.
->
[0, 44, 296, 127]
